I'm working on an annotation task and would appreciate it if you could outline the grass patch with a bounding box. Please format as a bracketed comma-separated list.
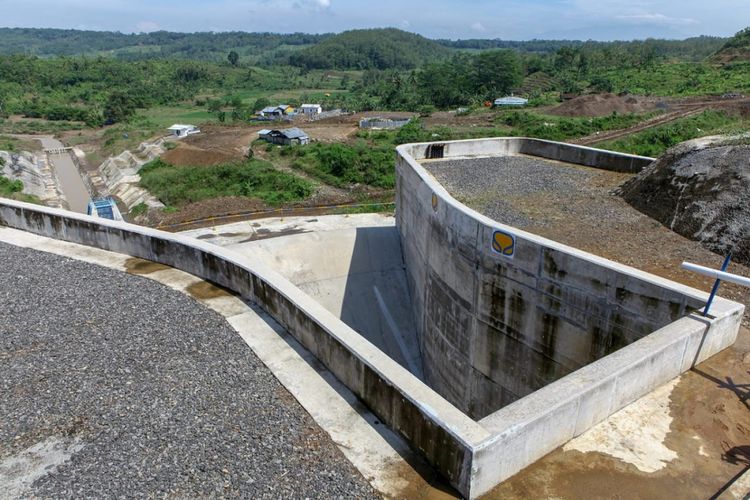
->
[602, 62, 750, 96]
[0, 118, 88, 134]
[129, 202, 149, 217]
[498, 110, 655, 141]
[0, 176, 41, 203]
[138, 105, 217, 128]
[599, 110, 746, 157]
[94, 118, 162, 161]
[0, 135, 41, 152]
[139, 158, 313, 206]
[280, 141, 394, 189]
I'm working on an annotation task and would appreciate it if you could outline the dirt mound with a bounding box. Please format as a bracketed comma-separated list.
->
[618, 135, 750, 265]
[549, 93, 658, 117]
[712, 27, 750, 64]
[163, 145, 236, 166]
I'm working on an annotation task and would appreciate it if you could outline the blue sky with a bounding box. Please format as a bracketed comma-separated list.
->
[1, 0, 748, 40]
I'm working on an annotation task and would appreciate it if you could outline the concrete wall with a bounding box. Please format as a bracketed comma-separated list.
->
[0, 199, 488, 496]
[396, 137, 712, 419]
[394, 137, 743, 496]
[1, 134, 743, 500]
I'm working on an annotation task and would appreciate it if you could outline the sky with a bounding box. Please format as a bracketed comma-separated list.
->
[1, 0, 748, 41]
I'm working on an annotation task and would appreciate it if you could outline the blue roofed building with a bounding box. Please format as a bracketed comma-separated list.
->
[493, 96, 529, 107]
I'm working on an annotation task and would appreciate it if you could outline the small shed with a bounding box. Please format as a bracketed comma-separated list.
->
[258, 128, 310, 146]
[259, 104, 295, 118]
[87, 198, 123, 221]
[300, 104, 323, 116]
[493, 96, 528, 107]
[359, 117, 411, 130]
[167, 124, 200, 138]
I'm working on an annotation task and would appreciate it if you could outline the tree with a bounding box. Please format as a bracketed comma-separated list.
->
[103, 91, 136, 124]
[227, 50, 239, 67]
[472, 50, 523, 99]
[207, 99, 222, 113]
[252, 97, 270, 112]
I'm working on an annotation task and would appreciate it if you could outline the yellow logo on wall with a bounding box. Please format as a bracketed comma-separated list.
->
[492, 230, 515, 257]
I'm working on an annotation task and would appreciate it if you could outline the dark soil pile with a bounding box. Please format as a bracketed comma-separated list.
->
[618, 135, 750, 265]
[549, 93, 658, 117]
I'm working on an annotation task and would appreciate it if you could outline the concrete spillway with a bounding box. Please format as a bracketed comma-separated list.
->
[194, 218, 423, 379]
[0, 137, 743, 499]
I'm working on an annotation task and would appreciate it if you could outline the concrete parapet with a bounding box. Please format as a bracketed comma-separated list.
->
[0, 199, 486, 495]
[0, 133, 743, 498]
[394, 137, 743, 496]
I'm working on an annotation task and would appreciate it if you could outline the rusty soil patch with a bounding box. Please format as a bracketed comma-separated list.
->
[123, 257, 171, 275]
[489, 327, 750, 499]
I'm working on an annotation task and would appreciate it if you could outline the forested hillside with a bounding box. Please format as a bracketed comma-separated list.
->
[289, 29, 451, 69]
[0, 27, 733, 68]
[0, 56, 249, 125]
[0, 28, 328, 63]
[439, 36, 727, 61]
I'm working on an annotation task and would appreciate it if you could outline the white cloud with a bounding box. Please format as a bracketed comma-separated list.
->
[401, 19, 411, 29]
[315, 0, 331, 9]
[471, 21, 486, 32]
[135, 20, 159, 33]
[616, 13, 697, 25]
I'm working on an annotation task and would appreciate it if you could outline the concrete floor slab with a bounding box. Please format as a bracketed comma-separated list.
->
[187, 215, 424, 379]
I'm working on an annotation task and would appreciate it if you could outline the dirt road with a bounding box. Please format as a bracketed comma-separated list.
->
[574, 95, 750, 146]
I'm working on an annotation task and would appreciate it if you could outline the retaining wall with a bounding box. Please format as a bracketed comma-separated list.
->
[394, 137, 742, 495]
[396, 138, 667, 418]
[1, 133, 743, 500]
[0, 199, 488, 495]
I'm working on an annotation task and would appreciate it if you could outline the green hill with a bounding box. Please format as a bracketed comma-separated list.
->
[0, 28, 328, 63]
[712, 27, 750, 63]
[288, 28, 451, 70]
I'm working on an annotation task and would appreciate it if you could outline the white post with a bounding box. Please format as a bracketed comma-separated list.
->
[681, 262, 750, 288]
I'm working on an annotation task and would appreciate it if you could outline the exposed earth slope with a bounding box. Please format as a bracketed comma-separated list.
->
[618, 135, 750, 265]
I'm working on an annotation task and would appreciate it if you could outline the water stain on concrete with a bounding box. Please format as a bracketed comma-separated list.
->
[385, 457, 459, 500]
[239, 227, 309, 243]
[124, 257, 171, 275]
[185, 280, 234, 300]
[563, 377, 680, 473]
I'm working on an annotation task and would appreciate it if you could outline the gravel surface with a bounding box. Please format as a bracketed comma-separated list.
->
[424, 154, 632, 228]
[423, 154, 750, 328]
[0, 242, 377, 499]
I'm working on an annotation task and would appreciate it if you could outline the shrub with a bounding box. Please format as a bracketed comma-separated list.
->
[129, 202, 148, 217]
[286, 142, 395, 189]
[139, 158, 313, 206]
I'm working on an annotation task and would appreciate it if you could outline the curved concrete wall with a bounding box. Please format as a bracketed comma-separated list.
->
[1, 134, 744, 499]
[0, 199, 488, 495]
[395, 137, 732, 418]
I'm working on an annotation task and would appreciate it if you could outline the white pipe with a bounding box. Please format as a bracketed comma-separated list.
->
[681, 261, 750, 288]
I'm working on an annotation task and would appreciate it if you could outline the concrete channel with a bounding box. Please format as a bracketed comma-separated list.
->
[39, 136, 90, 213]
[0, 138, 744, 498]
